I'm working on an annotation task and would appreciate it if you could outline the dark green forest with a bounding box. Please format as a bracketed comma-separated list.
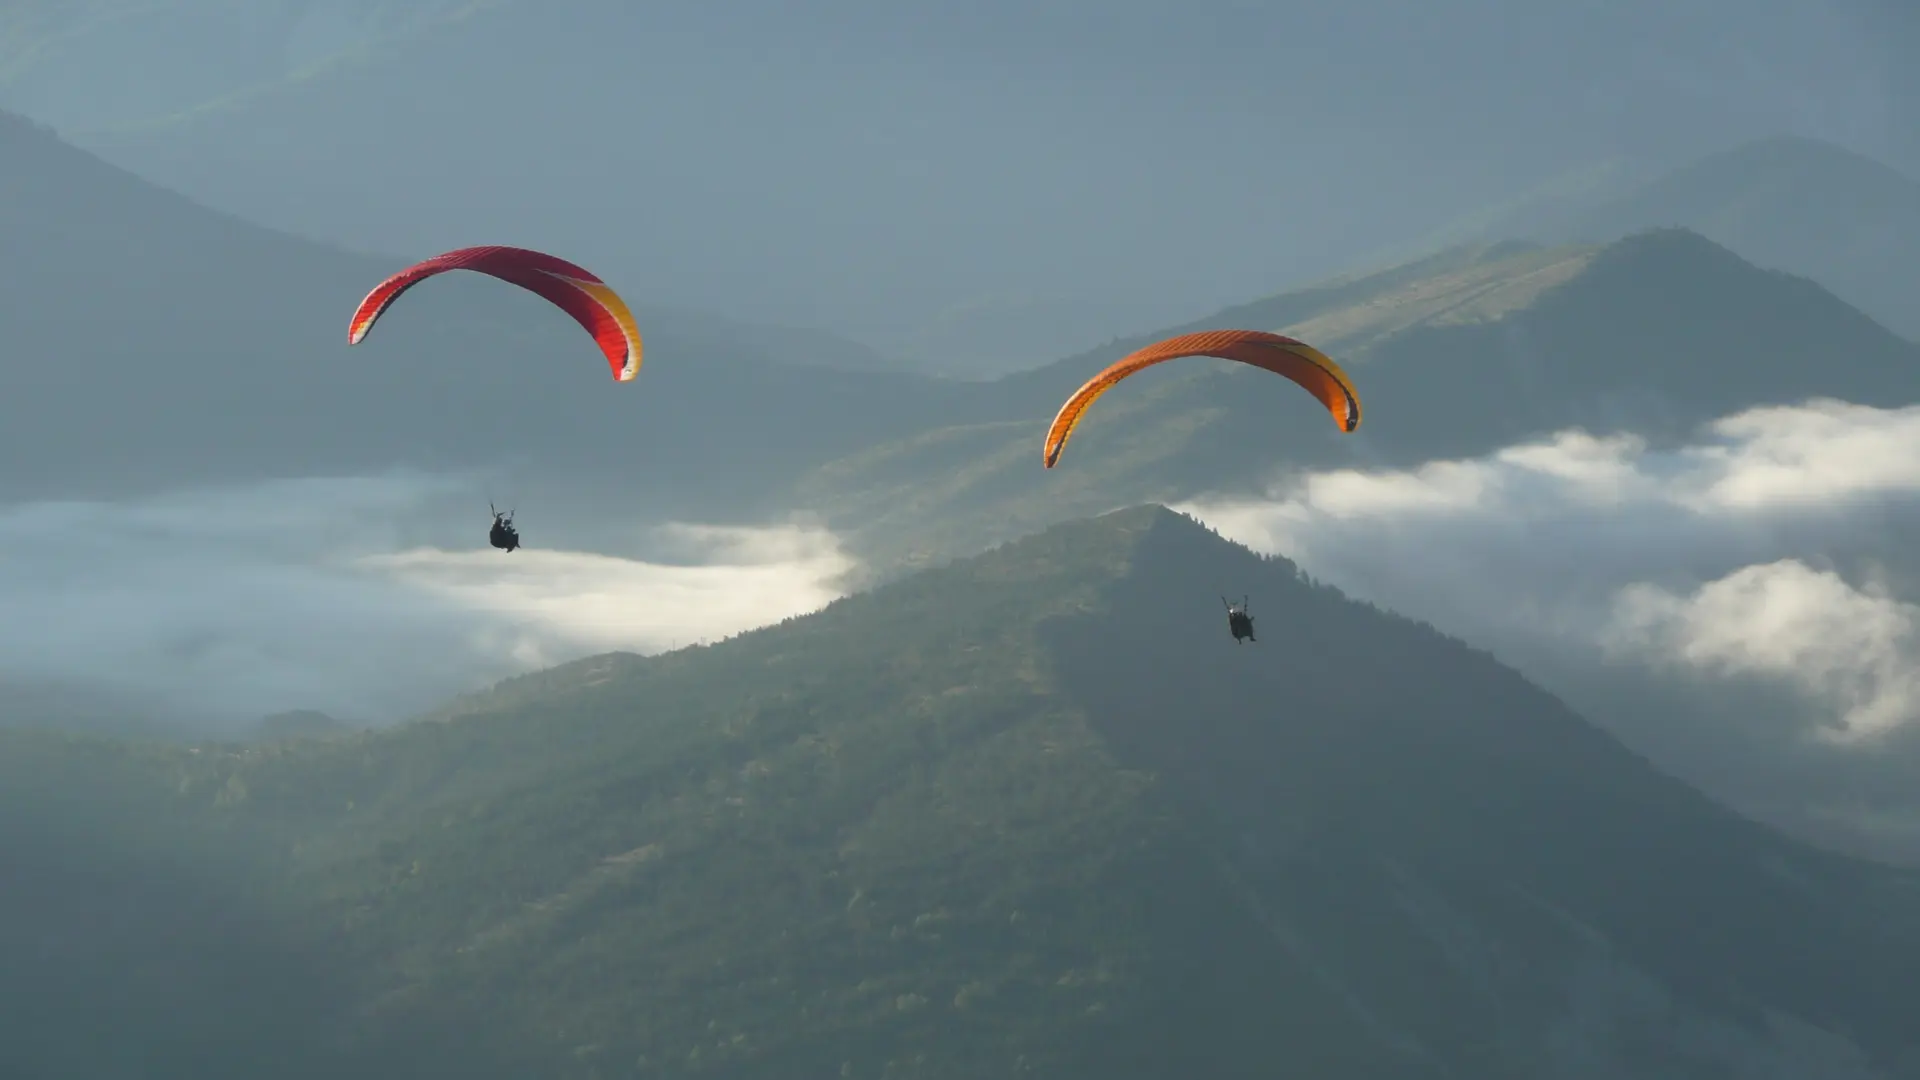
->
[7, 508, 1918, 1078]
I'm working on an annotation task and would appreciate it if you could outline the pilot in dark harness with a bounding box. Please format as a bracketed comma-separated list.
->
[488, 503, 521, 552]
[1222, 595, 1255, 643]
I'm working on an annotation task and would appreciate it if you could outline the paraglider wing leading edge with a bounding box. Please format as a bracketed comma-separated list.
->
[1043, 329, 1361, 468]
[347, 245, 644, 382]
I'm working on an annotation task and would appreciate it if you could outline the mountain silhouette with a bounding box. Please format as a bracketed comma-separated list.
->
[8, 506, 1915, 1077]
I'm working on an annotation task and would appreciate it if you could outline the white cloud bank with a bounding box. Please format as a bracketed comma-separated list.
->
[361, 523, 852, 669]
[1178, 399, 1920, 744]
[0, 473, 854, 731]
[1605, 561, 1920, 742]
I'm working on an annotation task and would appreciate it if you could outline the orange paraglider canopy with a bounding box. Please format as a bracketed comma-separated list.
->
[1043, 329, 1361, 468]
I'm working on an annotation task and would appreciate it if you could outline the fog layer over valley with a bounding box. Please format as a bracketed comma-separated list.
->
[0, 475, 852, 736]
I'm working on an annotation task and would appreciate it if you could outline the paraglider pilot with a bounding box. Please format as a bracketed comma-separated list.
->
[1222, 595, 1255, 643]
[489, 503, 520, 552]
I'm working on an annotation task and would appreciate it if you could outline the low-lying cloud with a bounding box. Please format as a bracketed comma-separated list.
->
[1178, 399, 1920, 745]
[1605, 561, 1920, 742]
[361, 523, 853, 669]
[0, 473, 854, 733]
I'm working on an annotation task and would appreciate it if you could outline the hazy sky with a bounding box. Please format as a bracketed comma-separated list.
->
[5, 0, 1915, 369]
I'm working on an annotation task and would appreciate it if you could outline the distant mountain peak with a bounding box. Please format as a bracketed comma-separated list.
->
[0, 108, 54, 137]
[1579, 224, 1778, 280]
[250, 709, 356, 743]
[1540, 138, 1920, 341]
[1684, 133, 1914, 178]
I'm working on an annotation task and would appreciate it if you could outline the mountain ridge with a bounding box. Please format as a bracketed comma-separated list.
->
[7, 505, 1918, 1078]
[810, 229, 1920, 577]
[1420, 135, 1920, 342]
[1563, 136, 1920, 341]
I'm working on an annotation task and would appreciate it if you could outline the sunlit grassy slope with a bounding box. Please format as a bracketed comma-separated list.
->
[808, 230, 1920, 577]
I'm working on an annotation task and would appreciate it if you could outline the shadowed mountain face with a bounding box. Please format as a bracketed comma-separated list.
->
[1045, 509, 1920, 1078]
[0, 736, 359, 1080]
[8, 506, 1917, 1078]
